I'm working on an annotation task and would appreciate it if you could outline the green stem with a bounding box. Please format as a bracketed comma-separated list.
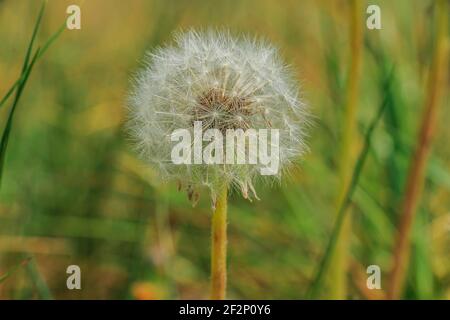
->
[307, 68, 395, 299]
[388, 0, 448, 300]
[326, 0, 363, 299]
[210, 184, 228, 300]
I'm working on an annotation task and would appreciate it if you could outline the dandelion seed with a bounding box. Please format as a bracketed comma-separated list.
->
[126, 30, 310, 299]
[127, 29, 309, 201]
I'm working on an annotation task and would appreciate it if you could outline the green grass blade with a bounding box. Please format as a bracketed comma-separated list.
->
[38, 23, 65, 59]
[306, 67, 396, 299]
[0, 3, 65, 187]
[21, 1, 46, 73]
[0, 0, 44, 114]
[0, 48, 41, 186]
[0, 23, 65, 111]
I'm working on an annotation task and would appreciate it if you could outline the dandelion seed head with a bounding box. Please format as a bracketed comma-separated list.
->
[127, 29, 310, 201]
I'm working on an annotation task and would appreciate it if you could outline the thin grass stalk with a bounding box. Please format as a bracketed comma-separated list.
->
[0, 47, 41, 186]
[326, 0, 363, 299]
[210, 184, 228, 300]
[0, 2, 65, 187]
[0, 22, 64, 111]
[388, 0, 448, 300]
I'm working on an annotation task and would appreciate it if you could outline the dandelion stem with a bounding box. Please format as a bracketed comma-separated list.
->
[388, 0, 448, 300]
[210, 184, 228, 300]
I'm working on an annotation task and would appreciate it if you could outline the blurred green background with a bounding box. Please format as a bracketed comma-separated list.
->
[0, 0, 448, 299]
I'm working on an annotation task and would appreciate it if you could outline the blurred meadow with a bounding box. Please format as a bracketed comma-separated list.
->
[0, 0, 449, 299]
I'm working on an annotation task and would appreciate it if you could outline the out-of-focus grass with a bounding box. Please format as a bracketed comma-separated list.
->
[0, 0, 448, 299]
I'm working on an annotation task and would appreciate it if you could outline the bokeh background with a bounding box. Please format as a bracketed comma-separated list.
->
[0, 0, 448, 299]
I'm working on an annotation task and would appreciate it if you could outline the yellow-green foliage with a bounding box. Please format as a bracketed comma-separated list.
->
[0, 0, 448, 299]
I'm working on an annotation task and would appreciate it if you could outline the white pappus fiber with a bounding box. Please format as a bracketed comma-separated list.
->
[127, 29, 309, 202]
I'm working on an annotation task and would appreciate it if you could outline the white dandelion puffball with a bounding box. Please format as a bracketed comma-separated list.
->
[127, 30, 309, 201]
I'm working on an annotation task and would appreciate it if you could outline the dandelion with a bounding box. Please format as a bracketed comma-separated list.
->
[127, 29, 309, 299]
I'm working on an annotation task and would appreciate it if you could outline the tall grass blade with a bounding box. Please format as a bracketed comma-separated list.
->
[0, 48, 41, 186]
[307, 67, 395, 299]
[0, 257, 32, 284]
[0, 2, 65, 187]
[0, 6, 65, 110]
[21, 1, 46, 73]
